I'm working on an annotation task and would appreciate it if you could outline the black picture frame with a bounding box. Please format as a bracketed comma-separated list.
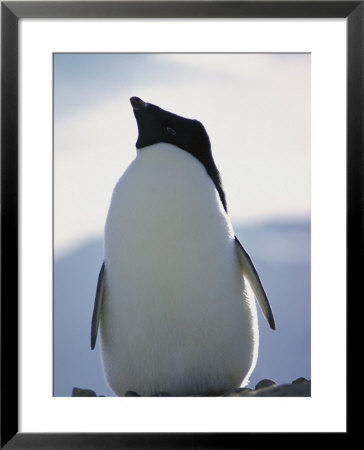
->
[1, 1, 359, 448]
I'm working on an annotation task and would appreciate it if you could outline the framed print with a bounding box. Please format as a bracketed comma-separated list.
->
[2, 0, 360, 447]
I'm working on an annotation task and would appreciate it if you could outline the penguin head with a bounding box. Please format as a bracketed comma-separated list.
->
[130, 96, 210, 155]
[130, 96, 227, 211]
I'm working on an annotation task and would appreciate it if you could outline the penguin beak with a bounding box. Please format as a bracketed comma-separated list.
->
[130, 97, 147, 110]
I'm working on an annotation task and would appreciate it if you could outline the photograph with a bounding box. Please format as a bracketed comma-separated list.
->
[2, 0, 356, 445]
[53, 53, 311, 398]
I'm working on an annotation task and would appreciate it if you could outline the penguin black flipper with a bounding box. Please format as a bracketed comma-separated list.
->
[234, 236, 276, 330]
[91, 262, 105, 349]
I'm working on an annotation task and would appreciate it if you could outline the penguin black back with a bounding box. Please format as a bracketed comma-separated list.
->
[130, 97, 227, 211]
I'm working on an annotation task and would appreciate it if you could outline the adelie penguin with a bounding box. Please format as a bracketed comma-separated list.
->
[91, 97, 275, 396]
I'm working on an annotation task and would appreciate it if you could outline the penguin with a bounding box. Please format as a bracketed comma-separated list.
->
[91, 96, 275, 397]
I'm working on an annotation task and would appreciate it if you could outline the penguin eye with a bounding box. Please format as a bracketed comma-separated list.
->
[166, 126, 176, 136]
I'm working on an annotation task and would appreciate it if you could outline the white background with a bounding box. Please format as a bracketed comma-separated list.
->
[20, 18, 346, 432]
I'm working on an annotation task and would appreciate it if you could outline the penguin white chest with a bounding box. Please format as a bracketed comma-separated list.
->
[100, 143, 258, 396]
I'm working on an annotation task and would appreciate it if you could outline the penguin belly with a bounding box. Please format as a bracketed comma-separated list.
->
[100, 143, 259, 396]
